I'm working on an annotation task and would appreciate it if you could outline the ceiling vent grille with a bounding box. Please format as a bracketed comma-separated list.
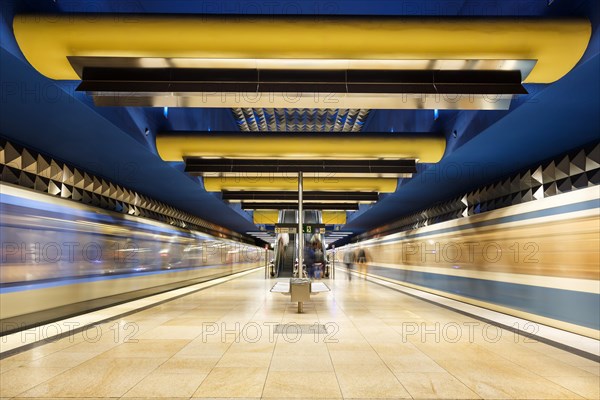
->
[232, 108, 370, 132]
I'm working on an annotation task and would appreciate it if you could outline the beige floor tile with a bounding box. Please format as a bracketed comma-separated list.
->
[137, 326, 203, 340]
[122, 371, 207, 397]
[0, 358, 26, 373]
[520, 342, 599, 368]
[175, 341, 231, 357]
[190, 397, 259, 400]
[277, 332, 331, 346]
[490, 345, 598, 378]
[96, 339, 189, 359]
[0, 366, 66, 397]
[156, 355, 221, 374]
[5, 346, 59, 362]
[11, 337, 82, 359]
[413, 341, 494, 364]
[376, 347, 446, 373]
[216, 351, 272, 367]
[275, 341, 330, 356]
[262, 371, 342, 398]
[544, 375, 600, 399]
[192, 367, 268, 398]
[3, 273, 596, 400]
[16, 357, 164, 398]
[161, 317, 219, 326]
[227, 341, 276, 353]
[326, 341, 373, 352]
[395, 372, 480, 399]
[59, 338, 120, 354]
[437, 359, 584, 399]
[579, 365, 600, 376]
[328, 350, 385, 367]
[23, 350, 98, 369]
[334, 365, 411, 399]
[269, 353, 334, 371]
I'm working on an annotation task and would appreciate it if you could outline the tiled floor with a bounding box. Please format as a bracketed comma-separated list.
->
[1, 270, 598, 399]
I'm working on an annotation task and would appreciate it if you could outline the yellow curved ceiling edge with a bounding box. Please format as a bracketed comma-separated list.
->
[253, 210, 280, 225]
[322, 211, 347, 225]
[204, 177, 398, 193]
[13, 15, 590, 83]
[156, 135, 446, 163]
[253, 210, 346, 225]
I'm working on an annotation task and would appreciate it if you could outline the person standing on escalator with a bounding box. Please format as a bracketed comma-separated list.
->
[313, 241, 325, 279]
[304, 243, 315, 278]
[281, 232, 289, 250]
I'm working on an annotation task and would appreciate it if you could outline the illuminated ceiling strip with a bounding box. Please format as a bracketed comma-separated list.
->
[203, 177, 398, 193]
[228, 199, 373, 204]
[89, 93, 516, 110]
[14, 16, 590, 83]
[157, 133, 445, 163]
[76, 67, 527, 93]
[242, 202, 359, 211]
[67, 57, 536, 77]
[202, 172, 412, 179]
[77, 67, 526, 110]
[221, 191, 379, 202]
[184, 158, 416, 177]
[71, 59, 530, 109]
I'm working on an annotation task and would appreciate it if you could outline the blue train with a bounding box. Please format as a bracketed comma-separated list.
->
[0, 183, 265, 334]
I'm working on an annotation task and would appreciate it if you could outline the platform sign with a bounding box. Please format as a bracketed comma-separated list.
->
[275, 223, 325, 234]
[275, 226, 297, 234]
[302, 225, 326, 234]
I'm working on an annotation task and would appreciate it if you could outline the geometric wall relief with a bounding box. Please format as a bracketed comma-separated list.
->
[0, 138, 247, 242]
[357, 140, 600, 239]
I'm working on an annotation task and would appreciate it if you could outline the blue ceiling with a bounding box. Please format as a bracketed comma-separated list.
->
[0, 0, 598, 235]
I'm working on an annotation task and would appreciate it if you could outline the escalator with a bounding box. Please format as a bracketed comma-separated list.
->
[274, 210, 328, 278]
[275, 210, 297, 277]
[302, 210, 328, 277]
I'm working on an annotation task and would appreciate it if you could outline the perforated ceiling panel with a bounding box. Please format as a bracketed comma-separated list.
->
[232, 108, 370, 132]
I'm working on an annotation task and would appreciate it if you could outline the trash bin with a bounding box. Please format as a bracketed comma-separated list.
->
[290, 278, 311, 313]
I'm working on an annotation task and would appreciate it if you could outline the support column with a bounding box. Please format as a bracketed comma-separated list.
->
[298, 172, 303, 278]
[332, 246, 336, 279]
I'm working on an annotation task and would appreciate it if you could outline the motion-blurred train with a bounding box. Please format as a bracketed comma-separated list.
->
[0, 183, 266, 334]
[334, 186, 599, 339]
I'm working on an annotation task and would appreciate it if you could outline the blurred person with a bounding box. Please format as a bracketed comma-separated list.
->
[281, 232, 289, 249]
[313, 241, 324, 279]
[304, 242, 315, 278]
[357, 246, 369, 279]
[343, 249, 355, 281]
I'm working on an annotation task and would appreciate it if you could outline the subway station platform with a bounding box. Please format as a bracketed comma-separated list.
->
[1, 269, 598, 400]
[2, 2, 600, 399]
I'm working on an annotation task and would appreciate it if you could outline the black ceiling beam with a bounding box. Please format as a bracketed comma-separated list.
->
[241, 202, 359, 211]
[222, 191, 379, 202]
[77, 68, 526, 95]
[185, 158, 416, 175]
